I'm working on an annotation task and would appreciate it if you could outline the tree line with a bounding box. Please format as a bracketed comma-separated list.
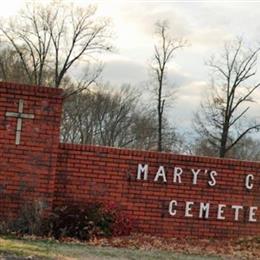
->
[1, 1, 260, 160]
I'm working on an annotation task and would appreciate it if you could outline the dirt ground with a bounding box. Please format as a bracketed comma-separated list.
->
[87, 234, 260, 259]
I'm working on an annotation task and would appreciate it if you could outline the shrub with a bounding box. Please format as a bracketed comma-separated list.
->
[6, 200, 46, 236]
[0, 220, 11, 235]
[102, 202, 133, 236]
[47, 202, 132, 241]
[0, 201, 132, 241]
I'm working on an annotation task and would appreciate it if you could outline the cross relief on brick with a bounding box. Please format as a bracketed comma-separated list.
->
[5, 99, 35, 145]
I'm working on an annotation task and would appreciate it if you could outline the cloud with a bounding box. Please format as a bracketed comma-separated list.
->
[169, 80, 207, 128]
[100, 53, 198, 89]
[0, 0, 23, 17]
[117, 3, 191, 38]
[189, 28, 233, 51]
[101, 58, 147, 85]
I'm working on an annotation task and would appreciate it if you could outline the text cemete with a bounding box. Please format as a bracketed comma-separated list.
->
[136, 163, 258, 223]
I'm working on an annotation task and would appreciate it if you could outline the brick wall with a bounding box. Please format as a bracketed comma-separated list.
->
[55, 144, 260, 238]
[0, 82, 63, 218]
[1, 82, 260, 238]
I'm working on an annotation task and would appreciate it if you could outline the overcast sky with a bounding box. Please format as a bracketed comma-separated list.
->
[2, 0, 260, 136]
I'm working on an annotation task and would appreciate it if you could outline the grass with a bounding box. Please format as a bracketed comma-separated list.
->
[0, 236, 223, 260]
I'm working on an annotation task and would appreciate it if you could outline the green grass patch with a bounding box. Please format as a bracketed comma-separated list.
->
[0, 236, 223, 260]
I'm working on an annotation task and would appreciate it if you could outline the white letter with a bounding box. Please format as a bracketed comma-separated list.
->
[191, 169, 201, 185]
[137, 164, 148, 180]
[249, 206, 257, 222]
[199, 202, 210, 219]
[154, 166, 167, 182]
[185, 201, 194, 217]
[232, 205, 243, 221]
[217, 204, 226, 220]
[173, 167, 183, 183]
[245, 174, 254, 190]
[169, 200, 177, 216]
[208, 171, 217, 187]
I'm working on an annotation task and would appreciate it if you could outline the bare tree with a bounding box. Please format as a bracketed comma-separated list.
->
[151, 20, 185, 151]
[193, 135, 260, 161]
[0, 46, 28, 83]
[230, 136, 260, 160]
[93, 87, 137, 147]
[61, 85, 160, 149]
[0, 1, 112, 88]
[62, 82, 187, 152]
[194, 38, 260, 158]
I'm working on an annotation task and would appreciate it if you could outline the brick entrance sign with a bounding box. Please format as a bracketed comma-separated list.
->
[1, 82, 260, 238]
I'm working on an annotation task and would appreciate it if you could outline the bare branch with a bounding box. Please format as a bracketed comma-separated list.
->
[151, 20, 186, 151]
[194, 38, 260, 158]
[0, 2, 112, 88]
[226, 124, 260, 152]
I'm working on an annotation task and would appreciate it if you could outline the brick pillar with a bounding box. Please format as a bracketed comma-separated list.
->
[0, 82, 63, 219]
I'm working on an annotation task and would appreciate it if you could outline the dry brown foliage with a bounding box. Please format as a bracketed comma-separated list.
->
[88, 233, 260, 259]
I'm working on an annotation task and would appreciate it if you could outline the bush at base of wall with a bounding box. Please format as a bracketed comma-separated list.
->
[47, 203, 133, 240]
[0, 201, 133, 241]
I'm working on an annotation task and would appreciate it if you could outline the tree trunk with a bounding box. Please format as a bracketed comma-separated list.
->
[157, 78, 163, 151]
[219, 124, 229, 157]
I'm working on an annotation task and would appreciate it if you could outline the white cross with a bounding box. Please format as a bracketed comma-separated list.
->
[5, 99, 35, 145]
